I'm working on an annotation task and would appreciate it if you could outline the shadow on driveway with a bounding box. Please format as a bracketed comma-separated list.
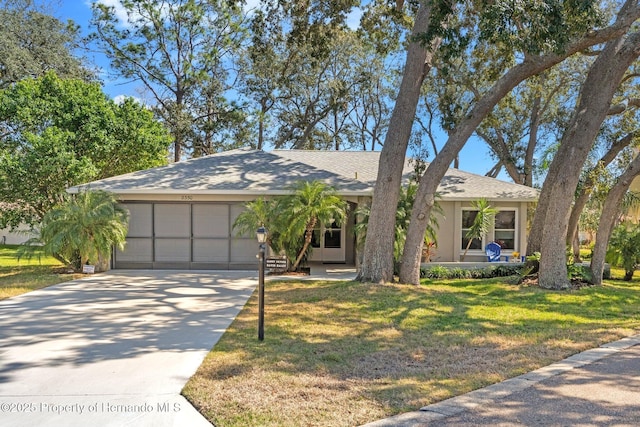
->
[0, 270, 257, 427]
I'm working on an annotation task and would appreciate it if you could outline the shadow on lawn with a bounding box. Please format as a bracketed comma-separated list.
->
[213, 277, 640, 415]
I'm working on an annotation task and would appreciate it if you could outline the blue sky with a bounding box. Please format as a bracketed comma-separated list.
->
[54, 1, 502, 179]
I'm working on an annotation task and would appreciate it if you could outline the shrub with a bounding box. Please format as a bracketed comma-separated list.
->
[567, 263, 593, 283]
[492, 264, 522, 277]
[421, 265, 449, 279]
[420, 264, 521, 280]
[606, 223, 640, 281]
[449, 267, 469, 279]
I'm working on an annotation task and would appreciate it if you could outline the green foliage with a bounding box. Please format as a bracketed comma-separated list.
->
[448, 267, 469, 279]
[240, 0, 398, 151]
[19, 190, 129, 271]
[232, 197, 285, 256]
[233, 181, 348, 272]
[0, 72, 170, 228]
[567, 263, 593, 283]
[279, 181, 348, 271]
[420, 264, 522, 279]
[0, 0, 93, 88]
[478, 0, 603, 56]
[606, 223, 640, 281]
[90, 0, 249, 159]
[421, 265, 450, 279]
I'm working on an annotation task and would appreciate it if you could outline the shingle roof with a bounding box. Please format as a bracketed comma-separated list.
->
[68, 148, 539, 201]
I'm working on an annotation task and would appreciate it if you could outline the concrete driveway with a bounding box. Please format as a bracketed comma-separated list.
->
[0, 270, 257, 427]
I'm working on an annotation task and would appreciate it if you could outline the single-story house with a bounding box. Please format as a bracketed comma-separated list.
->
[68, 148, 539, 270]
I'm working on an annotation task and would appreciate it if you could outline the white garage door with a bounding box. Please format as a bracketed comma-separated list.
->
[114, 202, 257, 270]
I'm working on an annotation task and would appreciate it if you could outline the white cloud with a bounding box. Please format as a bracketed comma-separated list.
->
[346, 6, 363, 30]
[113, 94, 145, 106]
[88, 0, 135, 26]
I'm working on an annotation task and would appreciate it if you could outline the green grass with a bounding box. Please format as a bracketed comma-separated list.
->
[0, 245, 76, 300]
[183, 271, 640, 427]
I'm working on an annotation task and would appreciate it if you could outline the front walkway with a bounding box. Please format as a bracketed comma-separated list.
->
[0, 270, 257, 427]
[363, 335, 640, 426]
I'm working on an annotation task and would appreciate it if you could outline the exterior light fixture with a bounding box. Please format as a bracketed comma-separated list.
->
[256, 226, 267, 244]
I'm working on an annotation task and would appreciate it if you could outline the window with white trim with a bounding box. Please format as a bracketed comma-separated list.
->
[460, 208, 517, 251]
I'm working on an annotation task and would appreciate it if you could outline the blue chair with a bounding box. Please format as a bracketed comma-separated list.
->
[485, 242, 502, 262]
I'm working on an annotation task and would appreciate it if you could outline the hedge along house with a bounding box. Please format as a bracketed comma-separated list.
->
[68, 148, 539, 270]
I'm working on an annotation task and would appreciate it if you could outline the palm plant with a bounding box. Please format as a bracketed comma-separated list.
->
[355, 184, 443, 264]
[20, 190, 129, 271]
[232, 197, 284, 255]
[279, 181, 347, 271]
[461, 198, 498, 262]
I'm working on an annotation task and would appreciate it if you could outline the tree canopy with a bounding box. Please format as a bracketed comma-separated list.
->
[0, 72, 170, 228]
[0, 0, 93, 88]
[90, 0, 249, 161]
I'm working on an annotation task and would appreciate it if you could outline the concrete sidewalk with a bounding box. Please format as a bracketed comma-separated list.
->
[0, 270, 257, 427]
[363, 335, 640, 426]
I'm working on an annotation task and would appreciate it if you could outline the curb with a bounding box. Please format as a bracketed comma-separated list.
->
[361, 334, 640, 427]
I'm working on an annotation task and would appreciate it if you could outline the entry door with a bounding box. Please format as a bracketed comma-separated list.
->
[309, 223, 345, 263]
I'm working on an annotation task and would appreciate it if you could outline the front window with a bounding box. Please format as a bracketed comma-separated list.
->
[460, 208, 517, 251]
[494, 211, 516, 249]
[324, 228, 341, 248]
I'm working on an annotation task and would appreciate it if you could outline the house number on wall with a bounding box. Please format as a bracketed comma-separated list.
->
[180, 195, 194, 201]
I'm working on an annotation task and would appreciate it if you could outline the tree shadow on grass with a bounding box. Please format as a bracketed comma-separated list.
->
[193, 278, 640, 425]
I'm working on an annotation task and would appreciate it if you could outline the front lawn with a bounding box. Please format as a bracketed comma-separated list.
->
[183, 272, 640, 427]
[0, 245, 76, 300]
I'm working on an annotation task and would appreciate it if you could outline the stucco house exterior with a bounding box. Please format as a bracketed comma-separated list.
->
[68, 148, 539, 270]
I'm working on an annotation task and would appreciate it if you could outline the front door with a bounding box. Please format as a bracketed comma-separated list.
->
[309, 223, 346, 263]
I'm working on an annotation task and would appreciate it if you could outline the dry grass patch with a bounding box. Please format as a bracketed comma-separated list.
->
[183, 275, 640, 427]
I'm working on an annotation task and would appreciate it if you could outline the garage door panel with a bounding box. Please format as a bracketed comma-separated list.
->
[193, 205, 229, 238]
[116, 238, 152, 262]
[123, 204, 152, 237]
[193, 239, 229, 262]
[116, 202, 244, 270]
[155, 204, 190, 237]
[155, 239, 190, 262]
[230, 238, 257, 263]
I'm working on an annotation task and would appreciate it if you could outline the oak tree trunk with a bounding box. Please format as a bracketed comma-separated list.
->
[566, 133, 633, 257]
[356, 3, 434, 283]
[591, 154, 640, 285]
[536, 31, 640, 290]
